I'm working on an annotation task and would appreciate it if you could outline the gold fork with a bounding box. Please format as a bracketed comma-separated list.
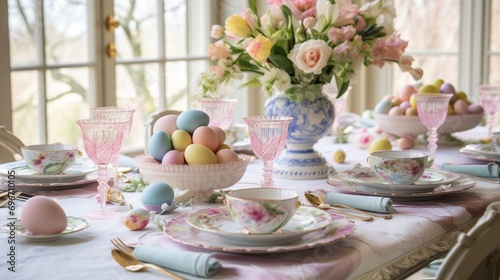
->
[110, 238, 185, 280]
[0, 191, 21, 207]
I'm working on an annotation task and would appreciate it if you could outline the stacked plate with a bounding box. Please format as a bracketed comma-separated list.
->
[459, 144, 500, 162]
[163, 206, 355, 253]
[327, 167, 475, 201]
[0, 158, 97, 191]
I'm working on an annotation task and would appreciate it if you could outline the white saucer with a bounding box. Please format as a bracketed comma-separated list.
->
[0, 158, 97, 184]
[327, 174, 475, 201]
[459, 148, 500, 163]
[187, 206, 332, 246]
[337, 168, 461, 193]
[1, 216, 90, 241]
[164, 211, 355, 253]
[463, 144, 500, 159]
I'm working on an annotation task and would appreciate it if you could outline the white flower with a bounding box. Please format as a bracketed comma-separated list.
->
[288, 39, 332, 74]
[316, 0, 341, 24]
[210, 25, 224, 39]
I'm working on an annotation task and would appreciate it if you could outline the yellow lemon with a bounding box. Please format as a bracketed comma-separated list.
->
[418, 84, 440, 94]
[333, 149, 346, 163]
[368, 138, 392, 154]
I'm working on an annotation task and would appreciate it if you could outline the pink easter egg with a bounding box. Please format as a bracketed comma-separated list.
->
[153, 115, 179, 136]
[399, 85, 417, 102]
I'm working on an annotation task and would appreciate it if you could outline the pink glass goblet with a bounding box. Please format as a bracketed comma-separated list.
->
[478, 85, 500, 140]
[90, 107, 136, 189]
[196, 99, 237, 130]
[76, 119, 128, 219]
[243, 116, 292, 188]
[414, 93, 453, 165]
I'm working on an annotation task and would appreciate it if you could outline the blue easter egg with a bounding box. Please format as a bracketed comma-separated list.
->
[148, 131, 172, 161]
[374, 99, 393, 114]
[176, 109, 210, 135]
[141, 182, 175, 208]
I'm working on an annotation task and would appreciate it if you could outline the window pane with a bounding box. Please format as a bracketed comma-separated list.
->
[166, 0, 187, 57]
[489, 56, 500, 85]
[44, 0, 89, 64]
[46, 68, 89, 144]
[11, 71, 39, 145]
[490, 0, 500, 50]
[115, 0, 159, 60]
[8, 0, 36, 65]
[166, 61, 188, 110]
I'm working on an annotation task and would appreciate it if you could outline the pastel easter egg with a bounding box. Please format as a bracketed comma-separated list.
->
[396, 137, 415, 150]
[176, 109, 210, 135]
[123, 208, 151, 231]
[171, 129, 192, 151]
[216, 149, 240, 163]
[153, 115, 179, 136]
[405, 107, 418, 116]
[468, 104, 484, 114]
[453, 99, 470, 114]
[368, 137, 392, 154]
[20, 196, 67, 235]
[184, 144, 217, 164]
[361, 110, 374, 120]
[440, 82, 456, 94]
[399, 101, 411, 111]
[391, 96, 402, 106]
[399, 85, 417, 102]
[161, 150, 185, 165]
[209, 126, 227, 145]
[192, 126, 220, 152]
[374, 99, 393, 114]
[388, 106, 405, 116]
[141, 182, 175, 211]
[148, 131, 172, 161]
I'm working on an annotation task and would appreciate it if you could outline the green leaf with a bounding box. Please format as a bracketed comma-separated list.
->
[268, 54, 294, 74]
[239, 77, 262, 88]
[248, 0, 258, 15]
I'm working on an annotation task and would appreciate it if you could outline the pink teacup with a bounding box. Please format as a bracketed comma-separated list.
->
[367, 150, 428, 184]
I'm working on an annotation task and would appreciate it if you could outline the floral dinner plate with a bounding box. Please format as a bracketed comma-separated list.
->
[187, 206, 332, 246]
[327, 174, 475, 201]
[163, 210, 355, 253]
[1, 216, 90, 241]
[337, 167, 461, 193]
[0, 158, 97, 184]
[463, 144, 500, 158]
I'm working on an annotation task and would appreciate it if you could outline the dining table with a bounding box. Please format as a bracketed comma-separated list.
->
[1, 124, 500, 280]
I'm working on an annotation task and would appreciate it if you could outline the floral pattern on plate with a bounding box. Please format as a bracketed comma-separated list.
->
[1, 216, 90, 241]
[186, 206, 332, 246]
[327, 174, 475, 201]
[164, 210, 354, 253]
[337, 167, 461, 193]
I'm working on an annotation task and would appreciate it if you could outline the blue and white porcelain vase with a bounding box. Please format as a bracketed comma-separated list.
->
[265, 86, 335, 179]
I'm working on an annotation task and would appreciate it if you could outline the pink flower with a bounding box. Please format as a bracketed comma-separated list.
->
[283, 0, 317, 20]
[207, 40, 231, 60]
[327, 26, 356, 45]
[210, 25, 224, 39]
[246, 34, 273, 64]
[208, 65, 224, 79]
[334, 2, 359, 26]
[288, 39, 331, 74]
[355, 15, 367, 31]
[371, 34, 408, 67]
[332, 40, 359, 63]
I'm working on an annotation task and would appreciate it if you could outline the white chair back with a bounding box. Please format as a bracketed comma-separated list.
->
[144, 110, 182, 154]
[0, 126, 25, 163]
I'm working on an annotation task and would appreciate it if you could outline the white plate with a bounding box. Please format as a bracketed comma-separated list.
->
[1, 216, 90, 241]
[1, 174, 97, 191]
[327, 174, 475, 201]
[163, 211, 355, 254]
[337, 168, 461, 193]
[459, 148, 500, 163]
[0, 158, 97, 184]
[186, 206, 331, 246]
[463, 144, 500, 158]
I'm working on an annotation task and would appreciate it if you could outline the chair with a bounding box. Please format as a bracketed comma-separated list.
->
[0, 125, 25, 163]
[435, 201, 500, 280]
[144, 110, 182, 154]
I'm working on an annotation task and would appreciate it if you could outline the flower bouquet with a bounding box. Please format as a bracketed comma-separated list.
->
[196, 0, 423, 102]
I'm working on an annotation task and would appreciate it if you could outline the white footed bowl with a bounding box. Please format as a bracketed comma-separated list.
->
[374, 112, 483, 138]
[136, 154, 251, 201]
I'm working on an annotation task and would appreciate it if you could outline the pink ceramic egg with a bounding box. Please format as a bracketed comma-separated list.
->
[453, 99, 470, 114]
[192, 126, 219, 152]
[399, 85, 417, 102]
[388, 106, 404, 116]
[153, 115, 179, 136]
[161, 150, 185, 165]
[216, 149, 240, 163]
[209, 126, 227, 145]
[20, 196, 67, 235]
[123, 208, 151, 230]
[468, 104, 484, 114]
[396, 136, 415, 150]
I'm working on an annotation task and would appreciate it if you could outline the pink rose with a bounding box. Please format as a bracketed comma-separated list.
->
[283, 0, 317, 20]
[288, 39, 331, 74]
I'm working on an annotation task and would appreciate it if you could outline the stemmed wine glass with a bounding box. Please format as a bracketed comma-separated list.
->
[76, 119, 128, 219]
[196, 99, 237, 130]
[243, 116, 292, 188]
[90, 107, 136, 189]
[477, 85, 500, 140]
[414, 93, 453, 165]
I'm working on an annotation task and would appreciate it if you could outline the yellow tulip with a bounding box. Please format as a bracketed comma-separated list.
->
[246, 35, 272, 64]
[225, 14, 251, 39]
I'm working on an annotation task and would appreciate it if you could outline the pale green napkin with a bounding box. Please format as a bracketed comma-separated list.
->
[134, 244, 221, 277]
[440, 162, 499, 178]
[325, 192, 394, 213]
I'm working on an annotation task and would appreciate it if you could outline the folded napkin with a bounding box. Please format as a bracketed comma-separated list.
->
[440, 162, 499, 178]
[325, 192, 394, 214]
[134, 244, 221, 277]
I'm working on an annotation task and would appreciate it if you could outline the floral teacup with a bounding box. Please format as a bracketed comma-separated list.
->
[21, 144, 79, 175]
[492, 132, 500, 153]
[367, 150, 428, 185]
[224, 188, 299, 234]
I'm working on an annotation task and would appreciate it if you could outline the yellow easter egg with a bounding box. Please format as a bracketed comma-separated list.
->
[171, 129, 192, 151]
[433, 79, 445, 89]
[447, 104, 455, 115]
[333, 149, 346, 163]
[409, 94, 417, 109]
[418, 84, 440, 94]
[405, 107, 418, 116]
[368, 138, 392, 154]
[184, 144, 217, 164]
[455, 91, 468, 101]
